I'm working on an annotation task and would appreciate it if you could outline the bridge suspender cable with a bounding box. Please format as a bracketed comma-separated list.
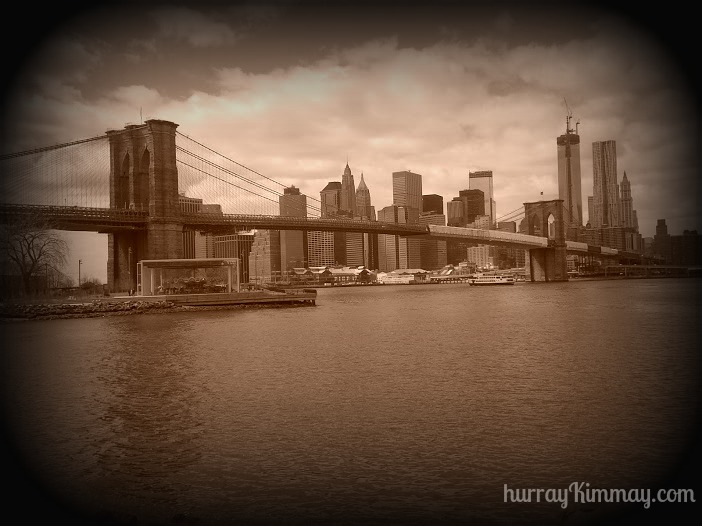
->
[177, 159, 284, 207]
[176, 147, 322, 216]
[176, 131, 323, 207]
[0, 135, 107, 160]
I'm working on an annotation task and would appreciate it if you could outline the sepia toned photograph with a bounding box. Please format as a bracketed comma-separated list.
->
[1, 1, 700, 525]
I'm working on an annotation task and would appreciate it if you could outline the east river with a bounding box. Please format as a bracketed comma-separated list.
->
[1, 279, 701, 525]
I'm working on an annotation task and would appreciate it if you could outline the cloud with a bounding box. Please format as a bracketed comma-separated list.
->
[150, 7, 241, 48]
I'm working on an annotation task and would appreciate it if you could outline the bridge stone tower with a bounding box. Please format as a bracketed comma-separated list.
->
[106, 119, 183, 292]
[523, 199, 568, 282]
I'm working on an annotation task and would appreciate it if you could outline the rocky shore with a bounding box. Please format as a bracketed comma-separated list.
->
[0, 297, 311, 321]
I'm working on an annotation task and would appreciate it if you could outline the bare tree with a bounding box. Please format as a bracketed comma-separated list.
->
[0, 221, 69, 296]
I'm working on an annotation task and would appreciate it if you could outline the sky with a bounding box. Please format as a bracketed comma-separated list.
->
[1, 1, 700, 283]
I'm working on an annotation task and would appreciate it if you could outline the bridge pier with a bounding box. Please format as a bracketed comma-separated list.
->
[523, 200, 569, 282]
[108, 231, 147, 293]
[526, 246, 568, 282]
[107, 119, 183, 293]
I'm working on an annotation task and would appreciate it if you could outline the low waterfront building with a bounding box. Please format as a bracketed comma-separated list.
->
[377, 268, 430, 284]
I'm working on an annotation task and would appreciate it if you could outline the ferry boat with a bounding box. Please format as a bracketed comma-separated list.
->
[468, 274, 516, 286]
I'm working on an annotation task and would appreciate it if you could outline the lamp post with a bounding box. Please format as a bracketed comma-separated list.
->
[78, 259, 82, 287]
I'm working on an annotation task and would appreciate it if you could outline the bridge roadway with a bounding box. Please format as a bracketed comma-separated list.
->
[0, 203, 642, 259]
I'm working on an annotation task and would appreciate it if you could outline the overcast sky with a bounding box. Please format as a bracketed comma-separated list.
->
[1, 1, 699, 282]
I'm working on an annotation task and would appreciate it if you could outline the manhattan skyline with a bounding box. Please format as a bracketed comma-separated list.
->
[1, 0, 699, 282]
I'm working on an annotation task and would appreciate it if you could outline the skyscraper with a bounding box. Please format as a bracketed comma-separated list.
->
[419, 212, 447, 270]
[320, 181, 341, 218]
[619, 171, 638, 231]
[592, 140, 620, 228]
[248, 229, 281, 284]
[422, 194, 444, 215]
[458, 189, 485, 225]
[377, 205, 420, 271]
[340, 163, 356, 214]
[355, 173, 376, 220]
[557, 118, 583, 226]
[392, 171, 422, 268]
[279, 185, 307, 271]
[392, 171, 423, 212]
[468, 171, 495, 227]
[307, 230, 335, 267]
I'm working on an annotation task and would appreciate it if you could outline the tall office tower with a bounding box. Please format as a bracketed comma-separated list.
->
[557, 118, 583, 226]
[447, 199, 464, 226]
[592, 140, 620, 228]
[391, 171, 422, 267]
[619, 171, 638, 231]
[312, 181, 340, 266]
[392, 170, 423, 212]
[458, 189, 485, 225]
[307, 230, 335, 267]
[496, 222, 518, 268]
[355, 173, 376, 220]
[468, 171, 495, 227]
[279, 185, 308, 271]
[213, 231, 255, 284]
[377, 205, 420, 271]
[422, 194, 444, 215]
[587, 196, 594, 226]
[345, 232, 365, 266]
[340, 163, 357, 214]
[248, 230, 281, 284]
[466, 245, 492, 269]
[419, 212, 447, 270]
[320, 181, 341, 218]
[653, 219, 671, 262]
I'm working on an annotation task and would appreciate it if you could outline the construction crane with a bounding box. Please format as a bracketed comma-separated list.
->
[564, 97, 574, 134]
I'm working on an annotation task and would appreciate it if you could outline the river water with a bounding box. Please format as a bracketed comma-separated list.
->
[1, 279, 701, 525]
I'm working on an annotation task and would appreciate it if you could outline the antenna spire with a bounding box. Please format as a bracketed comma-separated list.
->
[563, 97, 573, 134]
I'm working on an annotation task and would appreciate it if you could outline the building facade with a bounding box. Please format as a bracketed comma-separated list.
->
[377, 205, 420, 271]
[213, 232, 255, 284]
[418, 212, 447, 270]
[355, 173, 376, 220]
[279, 185, 308, 271]
[422, 194, 444, 215]
[469, 171, 495, 227]
[248, 230, 281, 284]
[619, 171, 638, 231]
[340, 163, 357, 214]
[557, 124, 583, 227]
[392, 171, 423, 211]
[591, 140, 620, 228]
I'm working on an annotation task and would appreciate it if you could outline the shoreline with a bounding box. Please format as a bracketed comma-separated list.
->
[0, 297, 315, 322]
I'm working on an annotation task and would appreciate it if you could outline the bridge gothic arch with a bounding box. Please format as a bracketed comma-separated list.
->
[118, 153, 130, 210]
[134, 147, 150, 211]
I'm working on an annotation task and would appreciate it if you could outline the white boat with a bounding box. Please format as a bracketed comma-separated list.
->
[468, 274, 516, 286]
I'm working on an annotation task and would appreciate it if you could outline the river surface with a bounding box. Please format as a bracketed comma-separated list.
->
[1, 279, 701, 525]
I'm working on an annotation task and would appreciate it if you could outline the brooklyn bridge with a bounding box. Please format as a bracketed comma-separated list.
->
[0, 119, 647, 291]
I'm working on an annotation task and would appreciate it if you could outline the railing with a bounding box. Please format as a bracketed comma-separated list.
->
[0, 204, 149, 223]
